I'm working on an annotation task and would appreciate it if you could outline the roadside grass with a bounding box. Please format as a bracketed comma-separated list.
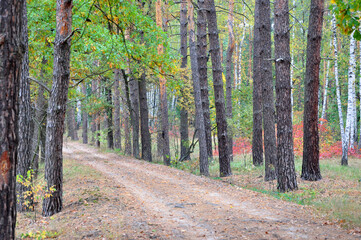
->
[171, 153, 361, 230]
[16, 158, 125, 239]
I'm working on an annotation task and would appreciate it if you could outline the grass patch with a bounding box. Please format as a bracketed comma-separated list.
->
[172, 153, 361, 230]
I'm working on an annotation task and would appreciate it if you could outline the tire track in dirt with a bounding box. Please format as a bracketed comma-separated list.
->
[64, 142, 359, 240]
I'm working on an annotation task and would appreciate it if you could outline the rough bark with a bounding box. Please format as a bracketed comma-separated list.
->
[254, 0, 277, 180]
[43, 0, 73, 217]
[197, 0, 213, 161]
[252, 0, 264, 167]
[31, 58, 47, 177]
[274, 0, 298, 192]
[204, 0, 231, 177]
[113, 70, 121, 150]
[105, 81, 114, 149]
[67, 104, 78, 141]
[179, 0, 190, 161]
[225, 0, 235, 162]
[139, 73, 152, 162]
[129, 77, 140, 158]
[120, 70, 132, 155]
[90, 79, 97, 145]
[156, 0, 171, 165]
[17, 0, 33, 211]
[81, 83, 88, 144]
[188, 0, 209, 176]
[302, 0, 324, 181]
[0, 1, 23, 237]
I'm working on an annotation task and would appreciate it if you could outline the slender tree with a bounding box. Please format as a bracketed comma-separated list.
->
[17, 0, 33, 211]
[179, 0, 190, 161]
[320, 59, 330, 124]
[0, 1, 23, 237]
[225, 0, 235, 162]
[113, 69, 122, 150]
[188, 0, 209, 176]
[254, 0, 277, 180]
[105, 80, 114, 149]
[301, 0, 324, 181]
[120, 70, 132, 155]
[197, 0, 213, 161]
[82, 83, 88, 144]
[331, 16, 347, 165]
[156, 0, 171, 165]
[204, 0, 231, 177]
[139, 72, 152, 162]
[43, 0, 73, 216]
[129, 76, 140, 158]
[274, 0, 298, 191]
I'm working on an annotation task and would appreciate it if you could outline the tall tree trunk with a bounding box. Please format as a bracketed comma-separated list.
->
[188, 0, 209, 176]
[252, 0, 264, 167]
[91, 79, 97, 145]
[67, 104, 78, 141]
[204, 0, 231, 177]
[179, 0, 190, 161]
[254, 0, 277, 180]
[274, 0, 298, 192]
[81, 83, 88, 144]
[0, 1, 22, 238]
[129, 77, 140, 158]
[17, 0, 33, 212]
[359, 41, 361, 150]
[332, 16, 347, 165]
[120, 70, 132, 155]
[113, 70, 122, 150]
[236, 25, 246, 88]
[139, 73, 152, 162]
[105, 81, 114, 149]
[42, 0, 73, 217]
[320, 59, 330, 123]
[343, 36, 357, 166]
[156, 0, 171, 165]
[197, 0, 213, 161]
[302, 0, 324, 181]
[225, 0, 235, 162]
[31, 58, 47, 177]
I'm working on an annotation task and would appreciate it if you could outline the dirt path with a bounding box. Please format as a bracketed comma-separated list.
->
[63, 142, 359, 240]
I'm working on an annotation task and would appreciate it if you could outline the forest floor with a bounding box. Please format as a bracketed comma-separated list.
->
[17, 141, 361, 239]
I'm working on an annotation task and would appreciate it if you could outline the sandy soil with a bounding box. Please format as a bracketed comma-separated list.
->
[56, 142, 360, 240]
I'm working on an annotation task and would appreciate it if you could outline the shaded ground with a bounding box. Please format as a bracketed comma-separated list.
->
[17, 142, 361, 239]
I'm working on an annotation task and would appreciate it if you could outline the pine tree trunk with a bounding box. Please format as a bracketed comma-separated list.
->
[81, 83, 88, 144]
[43, 0, 73, 217]
[67, 104, 78, 141]
[188, 0, 209, 176]
[197, 0, 213, 161]
[31, 58, 47, 177]
[179, 0, 190, 161]
[105, 82, 114, 149]
[204, 0, 231, 177]
[253, 0, 265, 167]
[0, 1, 22, 237]
[236, 25, 246, 88]
[17, 0, 33, 212]
[254, 0, 277, 180]
[274, 0, 298, 192]
[156, 0, 171, 165]
[225, 0, 235, 162]
[139, 73, 152, 162]
[121, 70, 132, 155]
[129, 76, 140, 158]
[113, 69, 122, 150]
[302, 0, 324, 181]
[90, 79, 97, 145]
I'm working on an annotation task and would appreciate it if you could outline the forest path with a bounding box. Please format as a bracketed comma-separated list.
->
[63, 142, 357, 240]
